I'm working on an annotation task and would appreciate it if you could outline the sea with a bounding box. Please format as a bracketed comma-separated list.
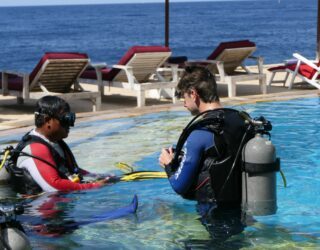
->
[0, 0, 317, 72]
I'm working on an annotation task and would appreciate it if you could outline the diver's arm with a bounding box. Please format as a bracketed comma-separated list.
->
[20, 143, 103, 192]
[166, 129, 214, 195]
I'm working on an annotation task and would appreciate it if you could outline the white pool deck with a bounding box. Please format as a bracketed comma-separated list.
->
[0, 63, 319, 137]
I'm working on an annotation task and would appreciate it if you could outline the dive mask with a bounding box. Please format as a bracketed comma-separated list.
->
[35, 111, 76, 128]
[57, 112, 76, 128]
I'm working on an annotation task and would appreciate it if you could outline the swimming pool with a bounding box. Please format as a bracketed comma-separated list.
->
[0, 97, 319, 249]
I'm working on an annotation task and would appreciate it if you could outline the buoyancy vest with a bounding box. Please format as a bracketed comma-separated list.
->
[170, 108, 254, 206]
[6, 133, 82, 195]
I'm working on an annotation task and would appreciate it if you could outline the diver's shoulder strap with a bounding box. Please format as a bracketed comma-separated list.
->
[213, 109, 251, 157]
[57, 140, 80, 172]
[20, 134, 64, 161]
[172, 108, 245, 167]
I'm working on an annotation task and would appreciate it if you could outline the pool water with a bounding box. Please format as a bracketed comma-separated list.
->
[0, 97, 320, 249]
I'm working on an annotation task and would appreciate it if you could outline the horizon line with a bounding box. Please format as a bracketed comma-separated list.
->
[0, 0, 257, 8]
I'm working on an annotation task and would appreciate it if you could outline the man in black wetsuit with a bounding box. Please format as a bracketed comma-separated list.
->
[159, 66, 247, 243]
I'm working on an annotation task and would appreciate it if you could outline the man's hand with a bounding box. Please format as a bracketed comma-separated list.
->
[97, 175, 120, 185]
[159, 147, 174, 168]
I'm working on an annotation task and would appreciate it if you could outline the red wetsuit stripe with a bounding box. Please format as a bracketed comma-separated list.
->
[29, 143, 102, 191]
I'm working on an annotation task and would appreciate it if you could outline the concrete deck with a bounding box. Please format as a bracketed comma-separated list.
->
[0, 64, 319, 136]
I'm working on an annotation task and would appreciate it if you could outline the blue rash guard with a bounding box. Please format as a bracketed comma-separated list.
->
[167, 127, 215, 196]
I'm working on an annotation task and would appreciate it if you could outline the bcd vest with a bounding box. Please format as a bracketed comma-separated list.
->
[170, 108, 254, 206]
[6, 133, 82, 195]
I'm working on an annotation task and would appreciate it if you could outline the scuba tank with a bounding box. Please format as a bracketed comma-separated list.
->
[240, 114, 280, 216]
[0, 204, 31, 250]
[0, 149, 31, 249]
[0, 228, 31, 250]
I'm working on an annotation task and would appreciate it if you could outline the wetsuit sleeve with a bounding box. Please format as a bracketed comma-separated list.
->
[21, 143, 102, 192]
[166, 129, 214, 195]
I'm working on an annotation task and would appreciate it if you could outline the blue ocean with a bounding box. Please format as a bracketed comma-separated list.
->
[0, 0, 317, 72]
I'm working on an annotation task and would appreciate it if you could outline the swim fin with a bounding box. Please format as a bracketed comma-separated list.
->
[115, 162, 167, 181]
[78, 194, 138, 225]
[33, 195, 138, 236]
[115, 162, 134, 173]
[120, 171, 167, 181]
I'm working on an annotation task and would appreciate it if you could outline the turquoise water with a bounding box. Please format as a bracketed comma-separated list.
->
[1, 97, 320, 249]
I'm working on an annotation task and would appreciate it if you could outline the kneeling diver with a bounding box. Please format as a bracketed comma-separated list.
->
[5, 96, 114, 195]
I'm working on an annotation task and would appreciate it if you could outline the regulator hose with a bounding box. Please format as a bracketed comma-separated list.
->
[0, 150, 10, 171]
[279, 169, 287, 188]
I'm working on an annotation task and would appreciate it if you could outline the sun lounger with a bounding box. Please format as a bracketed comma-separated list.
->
[187, 40, 267, 97]
[268, 53, 320, 89]
[80, 46, 178, 107]
[0, 52, 101, 111]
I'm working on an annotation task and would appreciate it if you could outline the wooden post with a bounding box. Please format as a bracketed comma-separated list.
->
[165, 0, 169, 47]
[317, 0, 320, 59]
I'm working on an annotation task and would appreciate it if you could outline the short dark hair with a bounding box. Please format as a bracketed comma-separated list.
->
[35, 96, 70, 127]
[176, 66, 219, 102]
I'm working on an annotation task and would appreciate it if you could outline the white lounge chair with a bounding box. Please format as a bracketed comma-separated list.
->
[0, 52, 101, 111]
[269, 53, 320, 89]
[80, 46, 178, 107]
[187, 40, 267, 97]
[268, 53, 320, 89]
[267, 64, 291, 87]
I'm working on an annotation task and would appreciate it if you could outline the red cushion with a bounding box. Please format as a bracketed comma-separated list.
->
[0, 74, 23, 91]
[287, 62, 320, 79]
[207, 40, 256, 60]
[106, 46, 171, 81]
[29, 52, 88, 83]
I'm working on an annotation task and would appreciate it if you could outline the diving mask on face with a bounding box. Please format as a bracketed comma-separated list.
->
[57, 112, 76, 128]
[34, 111, 76, 128]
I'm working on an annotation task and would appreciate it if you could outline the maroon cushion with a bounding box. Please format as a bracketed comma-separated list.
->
[207, 40, 256, 60]
[29, 52, 88, 83]
[106, 45, 171, 81]
[287, 62, 320, 79]
[81, 46, 171, 81]
[80, 67, 111, 81]
[268, 65, 288, 72]
[80, 68, 98, 80]
[0, 74, 24, 91]
[0, 52, 88, 91]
